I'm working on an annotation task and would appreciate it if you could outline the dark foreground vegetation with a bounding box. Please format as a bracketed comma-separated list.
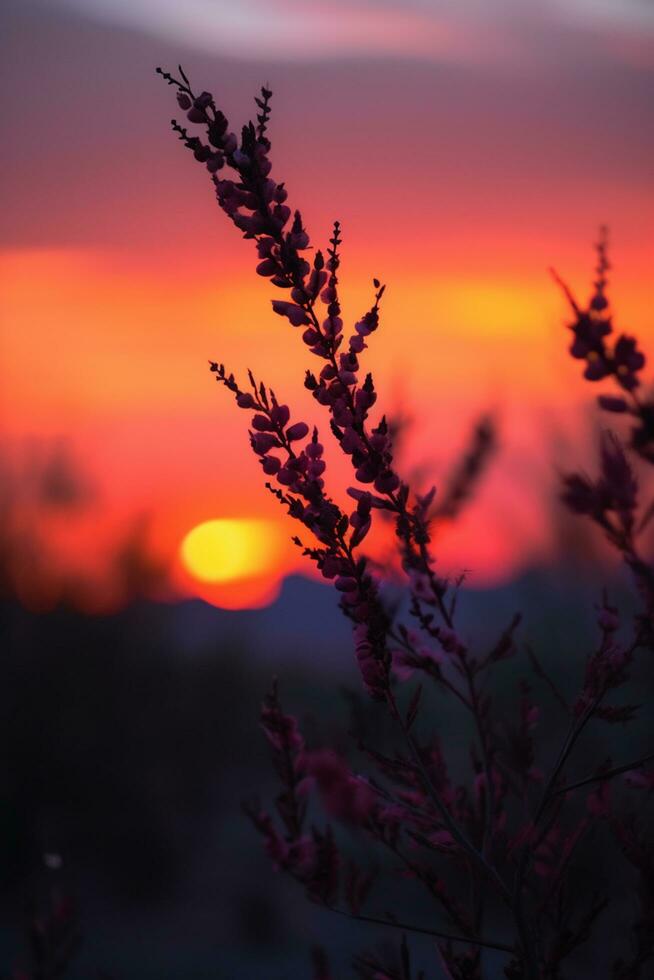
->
[0, 565, 650, 978]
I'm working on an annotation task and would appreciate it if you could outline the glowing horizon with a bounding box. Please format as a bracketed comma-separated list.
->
[1, 0, 652, 610]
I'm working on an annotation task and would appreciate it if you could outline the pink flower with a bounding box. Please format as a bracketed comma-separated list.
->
[587, 780, 611, 817]
[353, 622, 388, 698]
[271, 300, 310, 326]
[624, 769, 654, 791]
[286, 421, 309, 442]
[300, 750, 376, 825]
[250, 432, 278, 455]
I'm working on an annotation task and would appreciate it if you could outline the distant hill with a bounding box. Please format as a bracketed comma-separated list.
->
[166, 563, 637, 669]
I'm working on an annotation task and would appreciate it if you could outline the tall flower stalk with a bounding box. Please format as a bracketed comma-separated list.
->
[157, 67, 653, 980]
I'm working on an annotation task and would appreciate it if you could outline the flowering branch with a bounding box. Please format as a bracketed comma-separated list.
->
[157, 68, 654, 980]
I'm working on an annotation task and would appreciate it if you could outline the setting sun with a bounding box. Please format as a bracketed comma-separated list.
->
[179, 518, 283, 585]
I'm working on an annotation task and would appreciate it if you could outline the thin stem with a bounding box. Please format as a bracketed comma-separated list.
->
[552, 752, 654, 797]
[417, 538, 454, 630]
[386, 689, 512, 907]
[526, 645, 569, 715]
[375, 832, 475, 938]
[325, 904, 514, 954]
[511, 696, 603, 978]
[533, 698, 600, 827]
[460, 657, 494, 857]
[389, 627, 472, 711]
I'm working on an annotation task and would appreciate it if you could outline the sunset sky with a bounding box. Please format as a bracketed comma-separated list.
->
[1, 0, 652, 607]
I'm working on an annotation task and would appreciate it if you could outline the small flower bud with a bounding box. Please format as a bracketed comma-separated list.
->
[271, 301, 310, 327]
[232, 149, 251, 168]
[273, 204, 291, 227]
[261, 455, 281, 475]
[194, 91, 213, 109]
[193, 144, 212, 162]
[252, 414, 275, 432]
[206, 153, 224, 173]
[257, 259, 278, 277]
[598, 395, 628, 413]
[276, 467, 295, 486]
[306, 441, 323, 459]
[271, 404, 290, 427]
[286, 422, 309, 442]
[374, 471, 400, 494]
[250, 432, 278, 454]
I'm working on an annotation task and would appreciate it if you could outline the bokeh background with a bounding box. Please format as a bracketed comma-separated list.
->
[1, 0, 652, 976]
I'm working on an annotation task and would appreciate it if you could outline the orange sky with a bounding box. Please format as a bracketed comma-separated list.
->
[1, 0, 652, 608]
